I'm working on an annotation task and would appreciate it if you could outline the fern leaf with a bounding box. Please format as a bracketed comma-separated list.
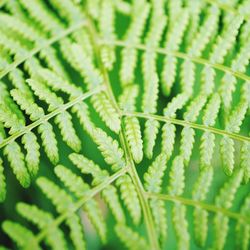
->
[66, 214, 86, 250]
[172, 203, 190, 250]
[3, 142, 30, 188]
[37, 68, 80, 98]
[69, 153, 109, 185]
[54, 164, 89, 197]
[161, 9, 189, 95]
[124, 117, 143, 163]
[163, 93, 189, 118]
[21, 132, 40, 177]
[54, 112, 81, 152]
[39, 48, 69, 80]
[115, 224, 148, 250]
[119, 3, 149, 85]
[240, 140, 250, 183]
[221, 101, 247, 175]
[38, 122, 59, 164]
[37, 177, 86, 249]
[150, 198, 167, 242]
[168, 156, 185, 196]
[69, 153, 125, 223]
[116, 174, 141, 225]
[200, 94, 221, 168]
[119, 85, 143, 161]
[0, 103, 24, 134]
[70, 43, 103, 88]
[144, 119, 160, 159]
[18, 0, 62, 33]
[209, 16, 243, 64]
[26, 79, 64, 111]
[48, 0, 82, 23]
[144, 153, 167, 193]
[161, 123, 176, 160]
[101, 185, 125, 223]
[192, 168, 213, 247]
[91, 92, 121, 133]
[2, 221, 41, 250]
[0, 158, 6, 202]
[236, 195, 250, 250]
[213, 170, 244, 250]
[93, 128, 126, 171]
[144, 153, 168, 240]
[10, 89, 45, 121]
[141, 74, 159, 158]
[99, 0, 116, 70]
[16, 203, 67, 250]
[180, 127, 195, 166]
[55, 164, 106, 242]
[0, 13, 41, 42]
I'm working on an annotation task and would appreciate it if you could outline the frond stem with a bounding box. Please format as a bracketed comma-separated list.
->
[98, 39, 250, 83]
[146, 192, 250, 224]
[123, 111, 250, 143]
[203, 0, 250, 22]
[86, 16, 160, 250]
[0, 19, 87, 79]
[0, 85, 104, 149]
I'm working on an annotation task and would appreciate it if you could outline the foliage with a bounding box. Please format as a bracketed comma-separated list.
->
[0, 0, 249, 249]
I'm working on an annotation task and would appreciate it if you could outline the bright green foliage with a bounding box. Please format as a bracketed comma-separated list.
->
[0, 1, 249, 250]
[116, 174, 141, 225]
[115, 224, 148, 250]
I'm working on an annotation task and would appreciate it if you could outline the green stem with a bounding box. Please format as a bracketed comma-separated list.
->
[0, 85, 104, 149]
[146, 192, 250, 224]
[98, 39, 250, 82]
[123, 111, 250, 143]
[86, 16, 160, 250]
[0, 19, 86, 79]
[203, 0, 249, 21]
[28, 167, 128, 248]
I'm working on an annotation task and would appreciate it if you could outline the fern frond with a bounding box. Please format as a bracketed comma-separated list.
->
[37, 177, 86, 249]
[16, 203, 67, 250]
[3, 142, 30, 188]
[69, 153, 125, 223]
[236, 195, 250, 250]
[2, 221, 41, 250]
[168, 156, 185, 196]
[91, 92, 121, 133]
[172, 203, 190, 250]
[54, 112, 81, 152]
[144, 153, 167, 193]
[38, 122, 59, 164]
[192, 168, 213, 247]
[221, 101, 248, 175]
[200, 94, 221, 168]
[116, 174, 141, 225]
[18, 0, 62, 33]
[161, 123, 176, 160]
[99, 0, 116, 70]
[142, 74, 160, 158]
[21, 132, 40, 177]
[93, 128, 126, 171]
[161, 9, 189, 95]
[240, 140, 250, 183]
[213, 170, 244, 250]
[69, 153, 109, 185]
[144, 153, 168, 240]
[115, 224, 148, 250]
[55, 164, 106, 242]
[119, 3, 150, 85]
